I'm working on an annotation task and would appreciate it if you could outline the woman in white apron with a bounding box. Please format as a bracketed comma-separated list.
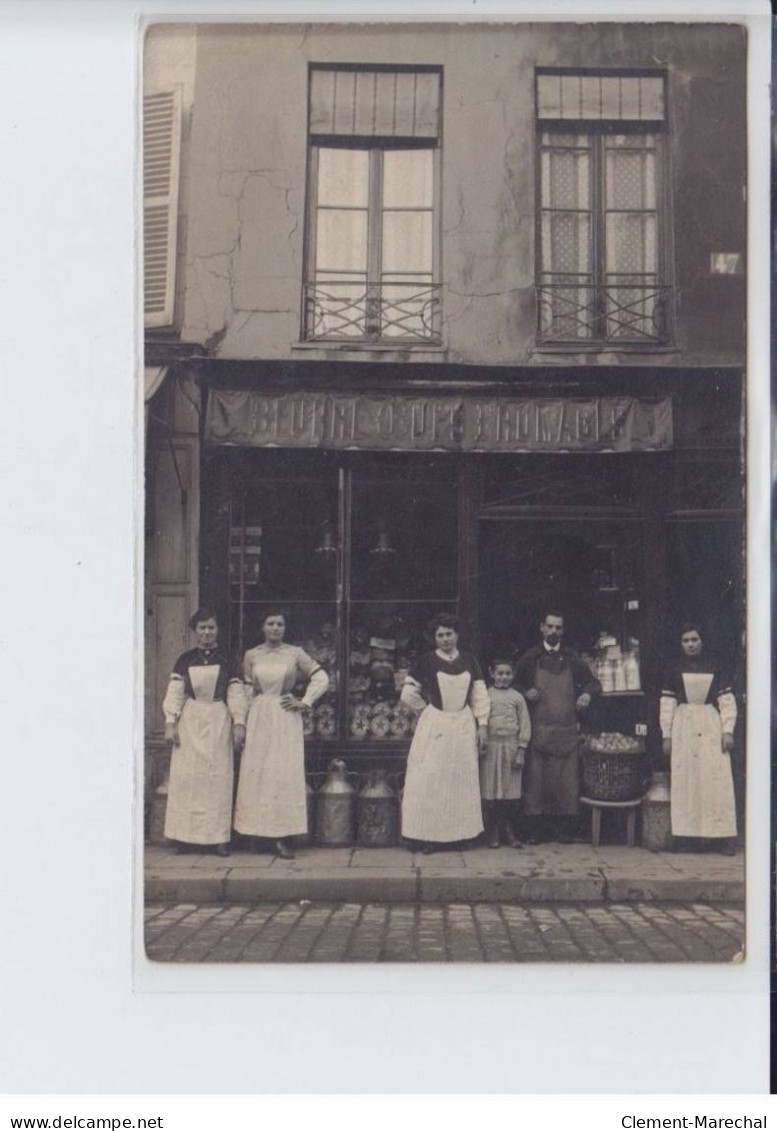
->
[400, 613, 489, 854]
[659, 624, 737, 854]
[162, 609, 247, 856]
[234, 609, 329, 859]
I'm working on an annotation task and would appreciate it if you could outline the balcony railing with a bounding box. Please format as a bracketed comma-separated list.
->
[304, 280, 442, 344]
[536, 281, 673, 346]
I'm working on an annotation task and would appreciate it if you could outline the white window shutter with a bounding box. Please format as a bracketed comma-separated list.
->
[143, 89, 182, 328]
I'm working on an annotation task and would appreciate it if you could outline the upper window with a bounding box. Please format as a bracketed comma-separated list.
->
[535, 70, 672, 347]
[304, 66, 442, 344]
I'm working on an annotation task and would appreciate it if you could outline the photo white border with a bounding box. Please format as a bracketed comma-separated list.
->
[0, 0, 770, 1094]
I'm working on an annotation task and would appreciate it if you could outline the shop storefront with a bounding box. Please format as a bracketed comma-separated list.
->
[195, 370, 744, 776]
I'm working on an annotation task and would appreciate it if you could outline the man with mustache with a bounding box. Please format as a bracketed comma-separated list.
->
[514, 610, 600, 844]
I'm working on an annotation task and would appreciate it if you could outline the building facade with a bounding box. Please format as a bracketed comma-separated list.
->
[144, 22, 746, 803]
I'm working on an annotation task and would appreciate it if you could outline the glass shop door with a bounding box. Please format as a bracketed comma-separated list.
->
[477, 517, 645, 666]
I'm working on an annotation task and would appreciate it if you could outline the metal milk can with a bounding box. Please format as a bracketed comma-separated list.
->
[641, 770, 673, 852]
[315, 759, 356, 846]
[357, 769, 399, 847]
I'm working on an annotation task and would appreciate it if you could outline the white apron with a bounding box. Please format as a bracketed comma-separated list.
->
[401, 705, 484, 842]
[234, 648, 307, 838]
[165, 696, 234, 845]
[671, 673, 736, 839]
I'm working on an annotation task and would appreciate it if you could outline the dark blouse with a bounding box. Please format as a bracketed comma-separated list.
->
[172, 648, 242, 701]
[407, 650, 485, 712]
[661, 656, 732, 705]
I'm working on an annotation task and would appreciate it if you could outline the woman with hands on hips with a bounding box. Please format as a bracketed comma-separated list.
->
[234, 608, 328, 859]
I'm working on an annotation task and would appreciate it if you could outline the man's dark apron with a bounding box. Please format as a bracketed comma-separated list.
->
[523, 656, 580, 817]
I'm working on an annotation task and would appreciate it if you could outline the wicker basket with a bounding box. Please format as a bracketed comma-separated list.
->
[581, 740, 646, 802]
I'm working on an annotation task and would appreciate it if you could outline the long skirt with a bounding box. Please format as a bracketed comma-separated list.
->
[479, 736, 524, 800]
[401, 705, 484, 843]
[671, 703, 737, 838]
[165, 699, 234, 845]
[234, 695, 307, 838]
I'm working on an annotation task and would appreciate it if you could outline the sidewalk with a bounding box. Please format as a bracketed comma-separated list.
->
[144, 842, 744, 905]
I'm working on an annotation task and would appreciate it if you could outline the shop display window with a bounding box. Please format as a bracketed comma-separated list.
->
[346, 462, 458, 740]
[221, 450, 460, 747]
[229, 473, 339, 604]
[350, 475, 457, 601]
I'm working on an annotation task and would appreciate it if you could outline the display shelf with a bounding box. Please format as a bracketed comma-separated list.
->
[232, 598, 338, 605]
[349, 598, 453, 605]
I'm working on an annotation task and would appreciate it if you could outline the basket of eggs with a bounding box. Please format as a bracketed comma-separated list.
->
[581, 732, 647, 802]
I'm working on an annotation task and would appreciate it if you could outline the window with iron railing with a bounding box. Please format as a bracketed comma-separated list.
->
[304, 66, 442, 344]
[535, 69, 673, 347]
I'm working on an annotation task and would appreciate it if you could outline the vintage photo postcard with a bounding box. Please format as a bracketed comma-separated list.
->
[142, 19, 748, 965]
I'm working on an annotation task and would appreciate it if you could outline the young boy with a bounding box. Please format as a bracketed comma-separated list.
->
[480, 659, 532, 848]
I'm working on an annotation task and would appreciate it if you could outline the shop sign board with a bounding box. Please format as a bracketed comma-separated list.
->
[206, 388, 673, 453]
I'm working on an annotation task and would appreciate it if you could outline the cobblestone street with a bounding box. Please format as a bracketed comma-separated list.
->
[144, 901, 744, 964]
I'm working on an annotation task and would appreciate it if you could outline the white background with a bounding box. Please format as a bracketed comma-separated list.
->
[0, 0, 771, 1095]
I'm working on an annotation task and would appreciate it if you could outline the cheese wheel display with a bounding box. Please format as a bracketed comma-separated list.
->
[350, 705, 372, 739]
[315, 703, 336, 739]
[389, 706, 413, 738]
[369, 711, 392, 738]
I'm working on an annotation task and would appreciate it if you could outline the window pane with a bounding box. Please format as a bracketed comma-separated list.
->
[608, 133, 654, 149]
[600, 76, 622, 118]
[333, 70, 357, 134]
[541, 131, 592, 149]
[537, 72, 666, 123]
[541, 211, 593, 276]
[580, 76, 601, 119]
[381, 210, 433, 273]
[317, 147, 369, 207]
[620, 78, 642, 120]
[537, 74, 562, 118]
[544, 147, 590, 209]
[374, 72, 399, 135]
[606, 148, 656, 210]
[316, 208, 368, 272]
[414, 73, 441, 137]
[382, 149, 434, 208]
[560, 74, 582, 119]
[309, 70, 336, 134]
[605, 212, 657, 274]
[641, 77, 665, 121]
[353, 71, 378, 135]
[351, 477, 457, 601]
[233, 477, 339, 602]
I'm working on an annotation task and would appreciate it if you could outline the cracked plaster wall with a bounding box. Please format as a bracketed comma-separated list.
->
[181, 22, 745, 367]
